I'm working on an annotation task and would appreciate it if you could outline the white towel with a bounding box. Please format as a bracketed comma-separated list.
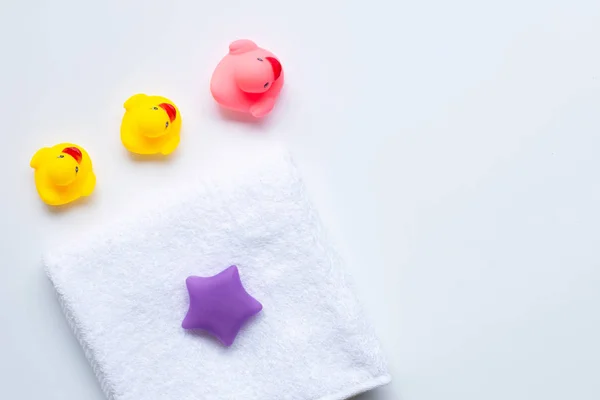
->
[44, 145, 390, 400]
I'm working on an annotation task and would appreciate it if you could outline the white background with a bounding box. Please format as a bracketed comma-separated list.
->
[0, 0, 599, 399]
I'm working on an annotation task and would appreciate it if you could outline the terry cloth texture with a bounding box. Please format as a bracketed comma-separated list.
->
[45, 145, 390, 400]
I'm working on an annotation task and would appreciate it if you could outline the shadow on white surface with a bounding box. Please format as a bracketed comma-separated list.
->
[44, 194, 97, 215]
[351, 386, 398, 400]
[216, 106, 277, 130]
[126, 151, 179, 163]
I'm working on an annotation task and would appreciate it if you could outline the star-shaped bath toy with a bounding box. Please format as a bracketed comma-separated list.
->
[182, 265, 262, 346]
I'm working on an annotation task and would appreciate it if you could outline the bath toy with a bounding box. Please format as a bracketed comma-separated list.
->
[30, 143, 96, 206]
[210, 39, 284, 118]
[182, 265, 263, 346]
[120, 94, 182, 155]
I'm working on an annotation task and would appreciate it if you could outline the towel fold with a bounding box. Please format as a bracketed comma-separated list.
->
[45, 144, 390, 400]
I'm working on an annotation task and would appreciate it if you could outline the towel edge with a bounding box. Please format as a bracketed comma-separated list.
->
[45, 262, 117, 400]
[314, 374, 392, 400]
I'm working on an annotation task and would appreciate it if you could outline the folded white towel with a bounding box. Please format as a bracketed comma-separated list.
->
[44, 145, 390, 400]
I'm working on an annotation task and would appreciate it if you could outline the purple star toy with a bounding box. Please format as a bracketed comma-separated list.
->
[182, 265, 262, 346]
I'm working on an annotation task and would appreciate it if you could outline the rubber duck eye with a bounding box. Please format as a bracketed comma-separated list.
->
[165, 121, 169, 128]
[153, 106, 158, 110]
[257, 57, 263, 62]
[264, 82, 270, 88]
[75, 166, 79, 173]
[58, 155, 64, 158]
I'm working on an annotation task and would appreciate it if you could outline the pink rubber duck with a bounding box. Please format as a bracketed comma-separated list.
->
[210, 39, 284, 118]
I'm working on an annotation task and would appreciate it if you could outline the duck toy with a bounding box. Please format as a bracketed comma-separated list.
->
[120, 94, 181, 155]
[210, 39, 284, 118]
[30, 143, 96, 206]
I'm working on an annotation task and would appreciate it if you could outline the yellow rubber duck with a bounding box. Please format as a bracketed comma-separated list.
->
[120, 94, 182, 155]
[30, 143, 96, 206]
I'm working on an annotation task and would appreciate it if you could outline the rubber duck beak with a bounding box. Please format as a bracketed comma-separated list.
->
[158, 103, 177, 122]
[266, 57, 282, 81]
